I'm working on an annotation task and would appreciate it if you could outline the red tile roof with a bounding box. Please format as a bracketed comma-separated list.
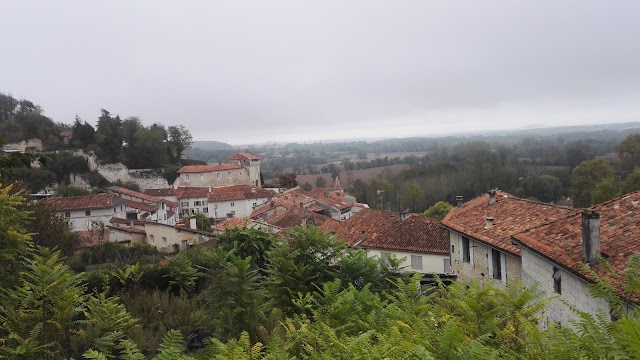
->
[207, 185, 275, 202]
[250, 190, 315, 218]
[177, 163, 243, 173]
[308, 188, 353, 210]
[320, 208, 449, 254]
[266, 207, 339, 229]
[212, 217, 251, 231]
[124, 199, 157, 212]
[43, 193, 126, 211]
[228, 152, 260, 161]
[109, 186, 162, 203]
[107, 225, 147, 234]
[442, 191, 579, 256]
[110, 217, 145, 226]
[144, 188, 175, 197]
[174, 187, 210, 199]
[513, 191, 640, 295]
[161, 199, 178, 208]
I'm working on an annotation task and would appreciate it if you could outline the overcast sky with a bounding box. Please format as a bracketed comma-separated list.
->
[2, 1, 640, 145]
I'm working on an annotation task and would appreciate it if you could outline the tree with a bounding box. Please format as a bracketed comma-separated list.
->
[564, 140, 594, 169]
[130, 124, 169, 168]
[54, 184, 91, 197]
[422, 201, 453, 220]
[404, 182, 424, 211]
[25, 202, 79, 255]
[0, 183, 32, 290]
[279, 172, 298, 188]
[70, 116, 96, 150]
[315, 176, 327, 188]
[167, 125, 193, 163]
[521, 174, 563, 203]
[301, 182, 312, 191]
[622, 167, 640, 194]
[571, 159, 614, 207]
[591, 177, 619, 205]
[616, 134, 640, 173]
[95, 109, 123, 163]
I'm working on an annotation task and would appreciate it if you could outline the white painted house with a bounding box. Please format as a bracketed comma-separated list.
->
[43, 193, 127, 231]
[320, 208, 451, 274]
[207, 185, 275, 220]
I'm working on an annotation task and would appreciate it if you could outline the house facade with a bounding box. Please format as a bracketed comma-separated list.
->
[442, 190, 578, 286]
[512, 193, 640, 327]
[43, 193, 127, 231]
[321, 208, 450, 274]
[144, 222, 214, 253]
[207, 185, 275, 219]
[176, 152, 261, 188]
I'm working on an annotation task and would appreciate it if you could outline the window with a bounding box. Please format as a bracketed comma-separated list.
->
[231, 202, 235, 207]
[65, 212, 71, 218]
[186, 174, 190, 180]
[553, 267, 562, 294]
[203, 207, 208, 213]
[181, 240, 188, 251]
[194, 201, 202, 206]
[163, 214, 167, 221]
[114, 208, 116, 213]
[228, 172, 231, 178]
[217, 173, 220, 179]
[462, 236, 470, 263]
[411, 255, 423, 271]
[149, 235, 155, 244]
[444, 258, 451, 273]
[491, 249, 502, 280]
[181, 201, 189, 207]
[162, 237, 167, 247]
[85, 210, 91, 216]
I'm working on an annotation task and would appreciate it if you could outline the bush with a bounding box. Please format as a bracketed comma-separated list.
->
[83, 170, 109, 188]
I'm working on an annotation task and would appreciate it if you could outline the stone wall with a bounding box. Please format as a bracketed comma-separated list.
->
[521, 247, 609, 328]
[97, 163, 170, 191]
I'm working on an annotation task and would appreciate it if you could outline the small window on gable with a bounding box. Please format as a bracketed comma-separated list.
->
[65, 212, 71, 218]
[114, 208, 117, 213]
[553, 267, 562, 295]
[217, 173, 220, 179]
[231, 202, 235, 207]
[186, 174, 190, 180]
[85, 210, 91, 216]
[228, 172, 231, 178]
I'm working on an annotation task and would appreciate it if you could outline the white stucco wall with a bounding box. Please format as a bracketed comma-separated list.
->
[365, 248, 449, 273]
[521, 248, 610, 328]
[208, 197, 271, 219]
[60, 206, 126, 231]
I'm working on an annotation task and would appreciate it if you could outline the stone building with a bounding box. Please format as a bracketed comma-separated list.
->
[512, 192, 640, 327]
[442, 190, 578, 287]
[176, 152, 261, 188]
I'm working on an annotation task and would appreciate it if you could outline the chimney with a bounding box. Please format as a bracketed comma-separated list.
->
[489, 189, 496, 206]
[582, 210, 601, 263]
[173, 184, 178, 190]
[485, 216, 494, 229]
[400, 208, 411, 222]
[208, 187, 212, 193]
[129, 220, 134, 228]
[455, 195, 463, 208]
[189, 217, 197, 230]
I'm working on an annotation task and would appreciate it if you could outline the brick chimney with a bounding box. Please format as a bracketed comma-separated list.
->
[456, 195, 463, 208]
[582, 210, 601, 263]
[489, 189, 496, 206]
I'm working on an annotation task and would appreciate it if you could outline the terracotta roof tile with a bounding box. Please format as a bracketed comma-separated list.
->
[212, 217, 251, 231]
[266, 207, 338, 229]
[228, 152, 260, 161]
[43, 193, 126, 211]
[513, 191, 640, 297]
[144, 188, 175, 197]
[124, 199, 157, 212]
[442, 190, 579, 256]
[320, 208, 449, 254]
[174, 187, 210, 199]
[177, 163, 243, 174]
[207, 185, 275, 202]
[107, 225, 147, 234]
[109, 186, 162, 203]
